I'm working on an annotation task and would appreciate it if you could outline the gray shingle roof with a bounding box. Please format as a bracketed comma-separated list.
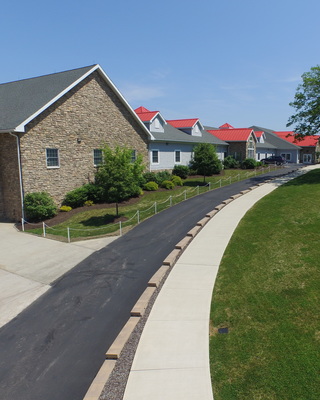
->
[151, 123, 228, 146]
[250, 125, 301, 150]
[0, 65, 96, 131]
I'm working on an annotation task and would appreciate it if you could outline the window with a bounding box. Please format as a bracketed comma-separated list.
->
[152, 150, 159, 164]
[131, 150, 137, 163]
[93, 149, 103, 166]
[175, 150, 181, 163]
[46, 148, 59, 168]
[281, 153, 291, 161]
[154, 119, 160, 129]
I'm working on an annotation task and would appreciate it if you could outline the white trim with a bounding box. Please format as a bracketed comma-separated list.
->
[15, 65, 99, 132]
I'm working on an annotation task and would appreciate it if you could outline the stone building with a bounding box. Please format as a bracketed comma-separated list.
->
[0, 65, 151, 221]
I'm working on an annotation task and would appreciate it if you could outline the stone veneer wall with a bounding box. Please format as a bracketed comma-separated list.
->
[227, 142, 247, 161]
[0, 134, 21, 221]
[17, 71, 149, 217]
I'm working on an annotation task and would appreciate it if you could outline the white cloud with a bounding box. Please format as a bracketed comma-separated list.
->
[119, 83, 165, 102]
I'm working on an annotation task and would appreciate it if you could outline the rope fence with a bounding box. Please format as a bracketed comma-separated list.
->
[21, 165, 274, 242]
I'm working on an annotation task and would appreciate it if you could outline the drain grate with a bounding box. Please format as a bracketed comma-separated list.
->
[218, 327, 229, 334]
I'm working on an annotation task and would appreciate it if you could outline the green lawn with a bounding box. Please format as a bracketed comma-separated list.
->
[28, 167, 276, 240]
[210, 168, 320, 399]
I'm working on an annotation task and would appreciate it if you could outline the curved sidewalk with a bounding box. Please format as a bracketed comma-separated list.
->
[123, 165, 318, 400]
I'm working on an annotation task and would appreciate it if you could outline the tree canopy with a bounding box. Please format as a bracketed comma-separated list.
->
[190, 143, 222, 182]
[95, 145, 144, 215]
[287, 65, 320, 137]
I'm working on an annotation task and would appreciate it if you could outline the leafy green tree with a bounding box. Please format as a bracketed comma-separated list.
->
[190, 143, 222, 182]
[287, 65, 320, 137]
[95, 146, 144, 215]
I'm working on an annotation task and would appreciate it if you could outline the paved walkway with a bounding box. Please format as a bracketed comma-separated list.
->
[123, 165, 318, 400]
[0, 225, 117, 328]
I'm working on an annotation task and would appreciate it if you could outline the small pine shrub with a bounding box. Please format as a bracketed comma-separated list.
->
[144, 181, 159, 191]
[60, 205, 72, 212]
[24, 192, 57, 222]
[143, 172, 158, 183]
[156, 171, 171, 184]
[171, 175, 183, 186]
[223, 156, 239, 169]
[172, 165, 189, 179]
[161, 180, 175, 190]
[241, 158, 257, 169]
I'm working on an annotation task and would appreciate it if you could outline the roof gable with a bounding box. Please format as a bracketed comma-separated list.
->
[208, 128, 255, 142]
[0, 65, 153, 140]
[219, 123, 234, 129]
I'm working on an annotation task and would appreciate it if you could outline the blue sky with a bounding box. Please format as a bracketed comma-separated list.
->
[1, 0, 320, 130]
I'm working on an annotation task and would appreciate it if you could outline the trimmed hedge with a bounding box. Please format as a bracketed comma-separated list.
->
[24, 192, 57, 222]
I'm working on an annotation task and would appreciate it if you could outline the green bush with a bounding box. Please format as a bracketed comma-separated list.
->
[223, 156, 239, 169]
[241, 158, 257, 169]
[60, 205, 72, 212]
[84, 200, 94, 207]
[171, 175, 183, 186]
[161, 180, 175, 190]
[63, 184, 103, 208]
[172, 165, 189, 179]
[156, 171, 172, 184]
[24, 192, 57, 222]
[143, 172, 158, 184]
[144, 181, 159, 191]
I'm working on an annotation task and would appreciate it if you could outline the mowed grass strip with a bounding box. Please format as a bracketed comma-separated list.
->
[29, 167, 271, 239]
[210, 169, 320, 400]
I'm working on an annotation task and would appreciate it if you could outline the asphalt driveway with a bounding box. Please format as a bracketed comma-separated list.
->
[0, 166, 300, 400]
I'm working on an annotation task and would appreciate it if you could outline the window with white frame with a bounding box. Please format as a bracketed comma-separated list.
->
[175, 150, 181, 163]
[154, 119, 160, 129]
[247, 135, 255, 159]
[93, 149, 103, 166]
[46, 148, 59, 168]
[152, 150, 159, 164]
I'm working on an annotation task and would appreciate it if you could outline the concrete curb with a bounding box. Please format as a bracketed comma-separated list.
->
[82, 181, 266, 400]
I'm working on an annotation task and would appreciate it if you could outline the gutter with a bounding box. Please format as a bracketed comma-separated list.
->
[9, 132, 25, 227]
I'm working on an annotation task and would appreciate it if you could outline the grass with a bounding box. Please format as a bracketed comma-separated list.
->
[27, 166, 277, 240]
[210, 168, 320, 399]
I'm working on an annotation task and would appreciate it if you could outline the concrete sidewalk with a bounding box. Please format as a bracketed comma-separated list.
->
[123, 165, 318, 400]
[0, 225, 117, 328]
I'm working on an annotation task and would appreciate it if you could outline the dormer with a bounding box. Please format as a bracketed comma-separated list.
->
[135, 106, 165, 133]
[255, 131, 265, 143]
[219, 123, 235, 129]
[166, 118, 204, 137]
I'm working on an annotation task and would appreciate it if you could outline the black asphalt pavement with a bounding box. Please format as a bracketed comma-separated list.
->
[0, 166, 299, 400]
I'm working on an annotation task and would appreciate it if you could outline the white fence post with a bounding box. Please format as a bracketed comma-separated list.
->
[208, 182, 211, 191]
[43, 222, 46, 238]
[137, 210, 140, 224]
[67, 227, 71, 243]
[155, 202, 157, 214]
[184, 190, 187, 200]
[170, 196, 172, 207]
[119, 221, 122, 236]
[197, 186, 199, 195]
[21, 218, 25, 232]
[220, 179, 222, 188]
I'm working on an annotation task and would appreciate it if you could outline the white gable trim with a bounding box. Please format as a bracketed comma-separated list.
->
[14, 64, 154, 140]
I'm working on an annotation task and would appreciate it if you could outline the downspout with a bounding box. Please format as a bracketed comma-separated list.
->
[9, 132, 25, 226]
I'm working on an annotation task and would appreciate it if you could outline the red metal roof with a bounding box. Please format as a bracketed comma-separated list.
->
[219, 123, 234, 129]
[255, 131, 263, 138]
[207, 128, 253, 142]
[275, 131, 320, 147]
[134, 106, 159, 122]
[167, 118, 199, 128]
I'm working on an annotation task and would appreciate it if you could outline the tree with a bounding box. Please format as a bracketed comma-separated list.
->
[95, 146, 144, 216]
[287, 65, 320, 138]
[190, 143, 222, 182]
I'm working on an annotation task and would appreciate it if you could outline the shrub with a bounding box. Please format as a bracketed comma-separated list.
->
[24, 192, 57, 222]
[60, 205, 72, 212]
[84, 200, 94, 207]
[143, 172, 158, 184]
[172, 165, 189, 179]
[171, 175, 183, 186]
[241, 158, 257, 169]
[63, 184, 103, 208]
[155, 171, 172, 184]
[144, 181, 159, 191]
[161, 180, 175, 190]
[223, 156, 239, 169]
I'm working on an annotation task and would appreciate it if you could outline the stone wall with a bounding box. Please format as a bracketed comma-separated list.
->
[0, 134, 21, 221]
[15, 71, 149, 218]
[227, 142, 247, 161]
